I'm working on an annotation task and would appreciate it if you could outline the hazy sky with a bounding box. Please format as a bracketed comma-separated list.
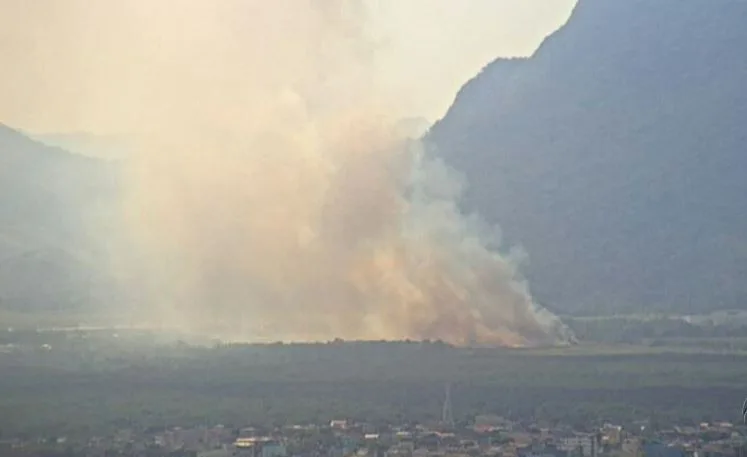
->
[0, 0, 576, 134]
[367, 0, 576, 122]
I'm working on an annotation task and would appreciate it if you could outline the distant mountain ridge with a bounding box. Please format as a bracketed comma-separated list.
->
[428, 0, 747, 315]
[27, 130, 131, 160]
[0, 123, 119, 312]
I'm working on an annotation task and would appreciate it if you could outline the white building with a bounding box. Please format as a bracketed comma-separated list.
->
[559, 434, 599, 457]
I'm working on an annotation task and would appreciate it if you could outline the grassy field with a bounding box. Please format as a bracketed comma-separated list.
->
[3, 335, 747, 437]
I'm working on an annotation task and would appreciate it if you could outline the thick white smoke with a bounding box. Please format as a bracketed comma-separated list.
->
[1, 0, 576, 346]
[122, 111, 574, 347]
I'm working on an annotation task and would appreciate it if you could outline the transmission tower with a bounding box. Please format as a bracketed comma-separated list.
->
[442, 383, 454, 427]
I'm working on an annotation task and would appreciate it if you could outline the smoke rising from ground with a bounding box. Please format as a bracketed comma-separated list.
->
[2, 1, 575, 346]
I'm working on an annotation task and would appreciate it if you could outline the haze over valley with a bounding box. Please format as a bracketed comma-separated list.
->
[1, 0, 746, 343]
[5, 2, 747, 451]
[1, 0, 578, 347]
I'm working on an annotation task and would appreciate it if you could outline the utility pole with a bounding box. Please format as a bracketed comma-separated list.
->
[442, 383, 454, 428]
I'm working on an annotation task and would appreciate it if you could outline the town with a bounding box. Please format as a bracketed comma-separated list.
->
[4, 332, 747, 457]
[3, 414, 746, 457]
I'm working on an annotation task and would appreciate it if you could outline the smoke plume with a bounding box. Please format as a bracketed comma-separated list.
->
[2, 0, 576, 346]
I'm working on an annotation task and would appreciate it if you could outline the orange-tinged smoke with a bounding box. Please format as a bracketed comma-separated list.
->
[1, 0, 576, 346]
[119, 107, 574, 346]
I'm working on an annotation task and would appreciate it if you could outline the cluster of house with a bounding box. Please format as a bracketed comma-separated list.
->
[196, 418, 747, 457]
[3, 416, 747, 457]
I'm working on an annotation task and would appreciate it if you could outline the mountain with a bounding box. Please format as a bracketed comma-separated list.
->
[0, 123, 120, 312]
[427, 0, 747, 315]
[28, 131, 131, 160]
